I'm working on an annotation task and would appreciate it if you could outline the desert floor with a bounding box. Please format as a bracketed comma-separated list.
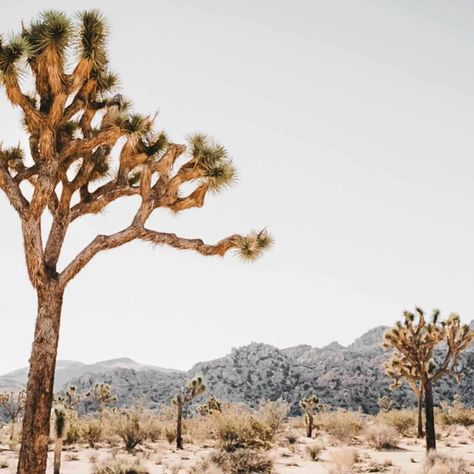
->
[1, 434, 474, 473]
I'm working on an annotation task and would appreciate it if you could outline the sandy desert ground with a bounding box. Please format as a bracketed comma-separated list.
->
[1, 430, 474, 473]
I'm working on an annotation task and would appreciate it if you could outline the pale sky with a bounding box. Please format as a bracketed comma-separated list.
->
[1, 0, 474, 375]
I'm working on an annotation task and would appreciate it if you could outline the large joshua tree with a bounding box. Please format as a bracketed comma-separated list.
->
[384, 308, 473, 451]
[0, 11, 271, 474]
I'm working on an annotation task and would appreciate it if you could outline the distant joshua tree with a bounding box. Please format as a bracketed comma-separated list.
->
[52, 405, 66, 474]
[0, 390, 26, 441]
[85, 383, 117, 415]
[300, 395, 321, 438]
[384, 308, 473, 451]
[173, 377, 206, 449]
[0, 10, 271, 473]
[377, 395, 393, 413]
[199, 396, 222, 416]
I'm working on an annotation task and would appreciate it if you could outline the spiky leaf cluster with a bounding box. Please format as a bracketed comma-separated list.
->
[384, 308, 474, 391]
[174, 376, 207, 407]
[0, 144, 25, 172]
[199, 397, 222, 416]
[235, 229, 273, 261]
[85, 383, 117, 411]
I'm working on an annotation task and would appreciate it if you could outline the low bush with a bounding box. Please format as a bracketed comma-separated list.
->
[81, 417, 103, 448]
[91, 456, 149, 474]
[210, 449, 273, 474]
[363, 423, 398, 449]
[256, 399, 289, 436]
[317, 410, 364, 442]
[422, 452, 469, 474]
[115, 409, 145, 451]
[327, 448, 359, 474]
[305, 441, 324, 460]
[376, 409, 416, 436]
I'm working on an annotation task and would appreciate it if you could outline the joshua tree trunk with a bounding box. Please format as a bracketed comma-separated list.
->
[10, 417, 16, 442]
[53, 436, 63, 474]
[417, 389, 424, 439]
[17, 284, 64, 474]
[176, 401, 184, 450]
[305, 415, 313, 438]
[424, 380, 436, 451]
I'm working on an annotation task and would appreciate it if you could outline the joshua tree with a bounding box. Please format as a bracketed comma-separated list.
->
[300, 395, 320, 438]
[173, 376, 206, 449]
[0, 391, 26, 441]
[52, 405, 66, 474]
[85, 383, 116, 415]
[199, 396, 222, 416]
[384, 308, 473, 451]
[377, 395, 393, 413]
[0, 10, 270, 473]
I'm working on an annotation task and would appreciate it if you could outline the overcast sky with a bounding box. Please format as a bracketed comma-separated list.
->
[1, 0, 474, 375]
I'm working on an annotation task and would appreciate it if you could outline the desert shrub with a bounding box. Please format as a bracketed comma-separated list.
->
[91, 456, 149, 474]
[64, 411, 81, 445]
[317, 410, 364, 442]
[285, 432, 298, 445]
[143, 415, 160, 442]
[363, 423, 398, 449]
[115, 409, 146, 451]
[305, 441, 324, 460]
[422, 452, 469, 474]
[327, 448, 359, 474]
[210, 449, 273, 474]
[212, 406, 272, 452]
[376, 409, 416, 436]
[438, 403, 474, 427]
[81, 417, 103, 448]
[164, 428, 176, 445]
[256, 399, 289, 435]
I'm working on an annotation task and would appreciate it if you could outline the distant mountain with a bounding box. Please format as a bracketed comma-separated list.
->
[2, 323, 474, 416]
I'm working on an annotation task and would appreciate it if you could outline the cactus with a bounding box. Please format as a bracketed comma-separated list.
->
[85, 383, 117, 415]
[384, 308, 474, 452]
[0, 391, 26, 441]
[300, 395, 321, 438]
[198, 397, 222, 416]
[53, 405, 67, 474]
[173, 377, 206, 449]
[377, 396, 393, 413]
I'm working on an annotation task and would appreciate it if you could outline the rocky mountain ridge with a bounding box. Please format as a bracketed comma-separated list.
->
[2, 324, 474, 415]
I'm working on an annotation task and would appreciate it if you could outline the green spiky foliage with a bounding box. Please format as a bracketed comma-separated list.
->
[384, 308, 474, 451]
[173, 377, 206, 450]
[0, 391, 26, 441]
[300, 395, 321, 439]
[199, 396, 222, 416]
[377, 396, 393, 413]
[0, 144, 25, 172]
[85, 383, 117, 414]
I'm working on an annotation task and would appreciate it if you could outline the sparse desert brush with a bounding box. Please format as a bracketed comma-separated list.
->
[212, 405, 273, 452]
[284, 431, 299, 445]
[327, 448, 359, 474]
[81, 417, 103, 448]
[210, 449, 273, 474]
[164, 428, 177, 445]
[317, 410, 364, 443]
[142, 415, 161, 442]
[363, 423, 398, 449]
[422, 452, 469, 474]
[256, 399, 289, 436]
[305, 441, 324, 460]
[438, 399, 474, 427]
[376, 409, 416, 436]
[91, 456, 149, 474]
[115, 408, 146, 451]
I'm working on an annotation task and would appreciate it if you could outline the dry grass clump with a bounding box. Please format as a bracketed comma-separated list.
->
[376, 409, 416, 436]
[209, 449, 273, 474]
[81, 417, 103, 448]
[91, 456, 149, 474]
[363, 423, 399, 449]
[327, 448, 359, 474]
[317, 410, 364, 442]
[421, 452, 469, 474]
[212, 405, 273, 452]
[305, 441, 324, 460]
[438, 405, 474, 427]
[256, 400, 289, 436]
[115, 409, 146, 451]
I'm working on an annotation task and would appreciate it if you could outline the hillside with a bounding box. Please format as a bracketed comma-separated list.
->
[2, 324, 474, 415]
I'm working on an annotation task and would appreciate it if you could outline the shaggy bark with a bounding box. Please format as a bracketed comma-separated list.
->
[17, 284, 63, 474]
[424, 381, 436, 451]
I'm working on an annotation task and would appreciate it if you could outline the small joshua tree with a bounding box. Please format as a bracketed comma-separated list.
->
[300, 395, 320, 438]
[85, 383, 116, 415]
[52, 405, 66, 474]
[0, 391, 26, 441]
[0, 11, 271, 473]
[384, 308, 473, 451]
[199, 396, 222, 416]
[377, 396, 394, 413]
[173, 377, 206, 449]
